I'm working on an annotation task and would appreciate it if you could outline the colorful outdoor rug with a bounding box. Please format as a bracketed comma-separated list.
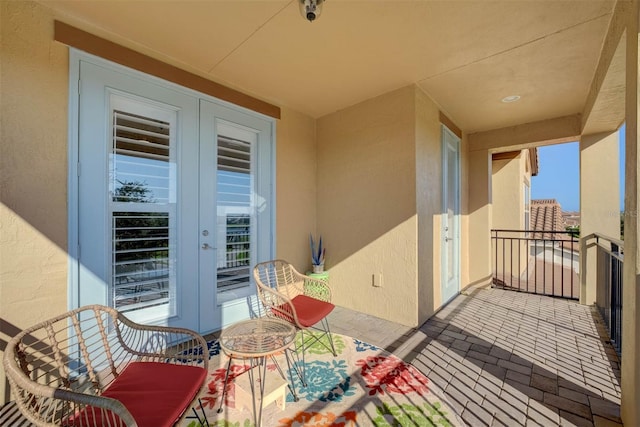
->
[183, 333, 463, 427]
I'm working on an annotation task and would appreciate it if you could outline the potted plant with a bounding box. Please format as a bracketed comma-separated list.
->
[310, 234, 325, 273]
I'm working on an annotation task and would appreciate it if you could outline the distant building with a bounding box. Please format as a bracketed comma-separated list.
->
[530, 199, 567, 240]
[562, 211, 581, 228]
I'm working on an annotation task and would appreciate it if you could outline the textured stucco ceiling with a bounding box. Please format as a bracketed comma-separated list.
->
[41, 0, 617, 133]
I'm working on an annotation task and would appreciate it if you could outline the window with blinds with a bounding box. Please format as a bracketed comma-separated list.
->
[110, 108, 176, 316]
[216, 135, 253, 294]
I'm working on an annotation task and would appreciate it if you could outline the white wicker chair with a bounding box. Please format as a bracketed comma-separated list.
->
[3, 305, 209, 427]
[253, 260, 337, 386]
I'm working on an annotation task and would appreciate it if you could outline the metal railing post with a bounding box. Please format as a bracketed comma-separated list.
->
[579, 234, 589, 305]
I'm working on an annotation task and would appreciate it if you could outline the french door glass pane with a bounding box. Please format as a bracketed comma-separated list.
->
[112, 212, 171, 312]
[110, 104, 176, 316]
[216, 133, 253, 297]
[112, 111, 171, 203]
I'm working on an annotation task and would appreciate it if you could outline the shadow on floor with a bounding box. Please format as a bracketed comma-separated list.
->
[330, 286, 622, 427]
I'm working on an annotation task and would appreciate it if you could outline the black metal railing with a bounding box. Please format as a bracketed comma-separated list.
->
[583, 233, 623, 357]
[491, 229, 579, 299]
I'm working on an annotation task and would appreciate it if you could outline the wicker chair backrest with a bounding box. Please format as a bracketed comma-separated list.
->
[3, 304, 208, 426]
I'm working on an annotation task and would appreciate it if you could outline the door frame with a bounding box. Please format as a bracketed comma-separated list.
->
[67, 50, 276, 331]
[441, 125, 461, 304]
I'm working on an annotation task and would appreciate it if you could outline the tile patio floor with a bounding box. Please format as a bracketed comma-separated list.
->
[1, 287, 622, 426]
[328, 286, 622, 427]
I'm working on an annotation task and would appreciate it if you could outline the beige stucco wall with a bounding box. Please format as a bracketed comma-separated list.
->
[1, 0, 70, 404]
[579, 132, 620, 239]
[467, 148, 493, 288]
[275, 107, 317, 270]
[621, 4, 640, 424]
[580, 131, 620, 305]
[492, 154, 527, 231]
[416, 89, 470, 321]
[316, 85, 451, 327]
[415, 88, 442, 323]
[459, 136, 470, 294]
[316, 86, 419, 326]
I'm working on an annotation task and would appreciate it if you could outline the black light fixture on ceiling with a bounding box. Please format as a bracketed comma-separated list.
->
[299, 0, 325, 22]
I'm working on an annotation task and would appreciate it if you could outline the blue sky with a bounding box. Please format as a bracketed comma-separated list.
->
[530, 124, 625, 212]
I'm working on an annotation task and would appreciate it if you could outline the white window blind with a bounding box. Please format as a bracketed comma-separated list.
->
[216, 135, 253, 292]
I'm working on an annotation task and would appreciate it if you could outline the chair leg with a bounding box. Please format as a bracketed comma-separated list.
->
[299, 329, 308, 387]
[322, 318, 337, 357]
[217, 356, 233, 414]
[290, 322, 337, 388]
[285, 330, 309, 389]
[189, 400, 210, 427]
[271, 353, 299, 402]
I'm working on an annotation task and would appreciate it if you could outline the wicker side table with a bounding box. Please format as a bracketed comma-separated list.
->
[217, 318, 297, 426]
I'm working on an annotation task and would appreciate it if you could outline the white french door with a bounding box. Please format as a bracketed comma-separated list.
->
[198, 100, 273, 330]
[73, 55, 274, 332]
[441, 125, 461, 304]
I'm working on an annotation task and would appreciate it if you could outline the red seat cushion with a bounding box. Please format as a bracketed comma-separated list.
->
[290, 295, 335, 327]
[66, 362, 206, 427]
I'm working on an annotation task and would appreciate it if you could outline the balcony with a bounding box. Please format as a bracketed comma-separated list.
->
[1, 228, 625, 426]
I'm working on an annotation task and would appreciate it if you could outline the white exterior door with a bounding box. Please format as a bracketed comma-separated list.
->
[73, 56, 273, 333]
[198, 100, 274, 331]
[441, 125, 461, 304]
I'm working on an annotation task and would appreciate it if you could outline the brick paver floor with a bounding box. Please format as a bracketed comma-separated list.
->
[329, 286, 622, 427]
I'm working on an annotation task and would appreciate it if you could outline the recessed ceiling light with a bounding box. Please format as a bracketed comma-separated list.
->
[502, 95, 521, 103]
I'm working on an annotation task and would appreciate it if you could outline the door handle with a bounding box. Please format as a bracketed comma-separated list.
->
[202, 243, 214, 250]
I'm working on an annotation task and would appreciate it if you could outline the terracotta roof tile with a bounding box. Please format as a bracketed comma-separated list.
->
[530, 199, 568, 240]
